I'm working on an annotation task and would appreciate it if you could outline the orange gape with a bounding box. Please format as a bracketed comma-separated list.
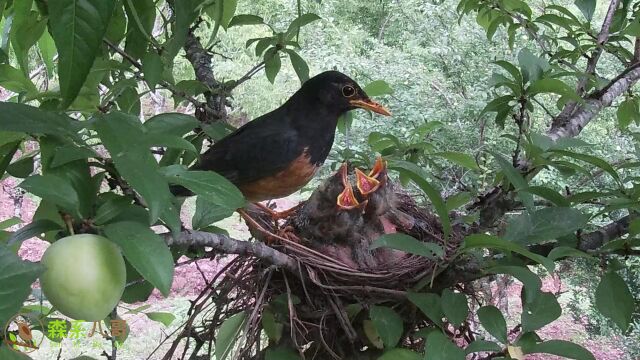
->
[239, 149, 319, 202]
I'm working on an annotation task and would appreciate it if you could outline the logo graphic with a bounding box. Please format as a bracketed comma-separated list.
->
[2, 313, 46, 353]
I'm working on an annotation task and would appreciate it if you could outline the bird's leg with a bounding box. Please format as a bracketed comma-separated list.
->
[237, 208, 285, 244]
[336, 163, 361, 210]
[254, 202, 303, 221]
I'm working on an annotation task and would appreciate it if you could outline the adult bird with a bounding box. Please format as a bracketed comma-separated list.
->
[172, 70, 391, 224]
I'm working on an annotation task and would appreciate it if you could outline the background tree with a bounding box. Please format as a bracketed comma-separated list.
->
[0, 0, 639, 359]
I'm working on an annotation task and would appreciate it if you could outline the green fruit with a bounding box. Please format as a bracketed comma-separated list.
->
[40, 234, 126, 321]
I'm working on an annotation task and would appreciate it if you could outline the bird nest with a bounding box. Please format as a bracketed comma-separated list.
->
[165, 162, 463, 359]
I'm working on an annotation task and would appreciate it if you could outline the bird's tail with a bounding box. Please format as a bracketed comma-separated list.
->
[170, 184, 194, 197]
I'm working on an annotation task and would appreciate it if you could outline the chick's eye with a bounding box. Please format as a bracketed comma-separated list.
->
[342, 85, 356, 97]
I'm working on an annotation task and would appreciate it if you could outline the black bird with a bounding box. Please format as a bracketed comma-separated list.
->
[173, 70, 391, 216]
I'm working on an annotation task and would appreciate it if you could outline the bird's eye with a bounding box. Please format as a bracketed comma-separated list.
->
[342, 85, 356, 97]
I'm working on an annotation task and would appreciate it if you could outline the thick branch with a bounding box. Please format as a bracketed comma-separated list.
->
[578, 215, 632, 251]
[548, 64, 640, 140]
[184, 30, 227, 123]
[164, 231, 297, 271]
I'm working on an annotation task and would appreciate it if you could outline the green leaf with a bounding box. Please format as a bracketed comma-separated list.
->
[425, 331, 466, 360]
[94, 112, 172, 223]
[369, 306, 403, 348]
[464, 234, 555, 272]
[265, 347, 301, 360]
[388, 160, 451, 238]
[407, 292, 443, 327]
[49, 0, 115, 108]
[630, 219, 640, 237]
[574, 0, 596, 22]
[6, 220, 63, 247]
[595, 271, 634, 332]
[261, 308, 283, 343]
[488, 265, 541, 304]
[7, 155, 34, 178]
[433, 151, 479, 170]
[142, 51, 163, 89]
[0, 64, 37, 94]
[192, 197, 234, 230]
[264, 48, 281, 84]
[228, 14, 264, 27]
[285, 49, 309, 83]
[547, 246, 590, 260]
[0, 245, 43, 326]
[123, 0, 155, 60]
[144, 113, 200, 136]
[465, 340, 502, 354]
[364, 80, 394, 97]
[528, 78, 580, 101]
[477, 306, 508, 344]
[285, 13, 321, 40]
[94, 196, 134, 225]
[494, 60, 523, 85]
[216, 312, 247, 360]
[518, 48, 549, 83]
[19, 175, 80, 216]
[104, 221, 174, 296]
[50, 145, 98, 168]
[489, 150, 534, 211]
[145, 312, 175, 327]
[550, 149, 620, 182]
[522, 291, 561, 332]
[370, 233, 443, 259]
[521, 186, 570, 207]
[441, 289, 469, 327]
[0, 103, 80, 140]
[161, 165, 245, 210]
[504, 207, 589, 245]
[378, 349, 422, 360]
[527, 340, 595, 360]
[616, 98, 639, 130]
[164, 0, 199, 61]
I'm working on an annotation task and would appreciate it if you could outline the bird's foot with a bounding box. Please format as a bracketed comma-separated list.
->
[238, 208, 286, 245]
[278, 225, 301, 243]
[255, 202, 303, 221]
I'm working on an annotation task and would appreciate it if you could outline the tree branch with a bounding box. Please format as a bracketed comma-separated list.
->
[578, 215, 632, 251]
[163, 230, 298, 272]
[548, 63, 640, 140]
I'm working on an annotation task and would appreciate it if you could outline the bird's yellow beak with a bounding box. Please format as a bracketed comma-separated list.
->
[350, 99, 392, 116]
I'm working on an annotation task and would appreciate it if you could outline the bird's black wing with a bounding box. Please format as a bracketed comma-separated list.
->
[194, 111, 303, 186]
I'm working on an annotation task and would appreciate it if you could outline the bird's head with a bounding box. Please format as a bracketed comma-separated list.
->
[296, 71, 391, 117]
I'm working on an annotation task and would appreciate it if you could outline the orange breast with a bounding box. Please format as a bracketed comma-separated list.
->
[239, 150, 319, 202]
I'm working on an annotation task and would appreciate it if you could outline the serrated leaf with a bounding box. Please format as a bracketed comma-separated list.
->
[285, 49, 309, 83]
[160, 165, 245, 210]
[216, 312, 246, 360]
[285, 13, 321, 40]
[145, 312, 175, 327]
[370, 233, 443, 259]
[94, 196, 134, 225]
[0, 245, 43, 326]
[550, 149, 620, 182]
[123, 0, 155, 60]
[228, 14, 264, 27]
[477, 306, 508, 344]
[521, 186, 570, 207]
[441, 289, 469, 327]
[489, 150, 534, 211]
[504, 207, 589, 245]
[595, 271, 634, 332]
[574, 0, 596, 22]
[0, 103, 80, 140]
[0, 64, 37, 94]
[19, 174, 80, 216]
[144, 113, 200, 136]
[49, 0, 115, 108]
[378, 348, 422, 360]
[369, 306, 403, 348]
[464, 234, 555, 272]
[425, 331, 466, 360]
[264, 48, 281, 84]
[94, 112, 172, 223]
[433, 151, 479, 170]
[388, 160, 450, 238]
[547, 246, 590, 260]
[518, 48, 549, 83]
[104, 221, 174, 296]
[527, 340, 595, 360]
[465, 340, 502, 354]
[522, 291, 561, 332]
[616, 98, 639, 130]
[6, 219, 62, 247]
[407, 292, 443, 327]
[7, 155, 34, 178]
[142, 51, 163, 89]
[528, 78, 580, 101]
[192, 196, 234, 230]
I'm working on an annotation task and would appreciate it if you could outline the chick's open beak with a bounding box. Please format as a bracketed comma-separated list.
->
[336, 163, 360, 210]
[350, 99, 391, 116]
